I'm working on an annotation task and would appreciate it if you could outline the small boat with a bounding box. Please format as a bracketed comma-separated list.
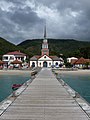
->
[12, 84, 22, 91]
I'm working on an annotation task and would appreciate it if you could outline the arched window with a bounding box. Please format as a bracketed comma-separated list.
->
[55, 62, 59, 68]
[49, 63, 51, 65]
[55, 62, 58, 65]
[32, 62, 35, 67]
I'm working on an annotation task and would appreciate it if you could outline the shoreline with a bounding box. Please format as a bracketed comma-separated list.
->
[54, 69, 90, 75]
[0, 70, 32, 75]
[0, 69, 90, 75]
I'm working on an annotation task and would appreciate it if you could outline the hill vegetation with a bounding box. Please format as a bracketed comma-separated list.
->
[0, 37, 90, 60]
[18, 39, 90, 59]
[0, 37, 17, 55]
[0, 37, 27, 59]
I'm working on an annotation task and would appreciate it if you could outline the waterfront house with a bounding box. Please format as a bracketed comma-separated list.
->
[73, 57, 90, 68]
[2, 51, 27, 68]
[67, 57, 78, 63]
[10, 59, 22, 69]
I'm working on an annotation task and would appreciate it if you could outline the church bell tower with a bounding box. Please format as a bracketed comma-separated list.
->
[41, 25, 49, 56]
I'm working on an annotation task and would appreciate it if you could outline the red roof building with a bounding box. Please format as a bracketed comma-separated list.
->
[2, 50, 27, 67]
[74, 57, 90, 64]
[72, 57, 90, 68]
[5, 51, 26, 56]
[11, 59, 22, 64]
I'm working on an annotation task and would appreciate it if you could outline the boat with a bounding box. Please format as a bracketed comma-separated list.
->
[12, 84, 22, 91]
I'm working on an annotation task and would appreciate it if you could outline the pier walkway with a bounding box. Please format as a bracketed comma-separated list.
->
[0, 68, 89, 120]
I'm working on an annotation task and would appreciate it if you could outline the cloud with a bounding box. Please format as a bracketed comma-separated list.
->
[0, 0, 90, 44]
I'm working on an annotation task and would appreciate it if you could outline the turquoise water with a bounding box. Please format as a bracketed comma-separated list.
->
[0, 74, 31, 102]
[60, 74, 90, 103]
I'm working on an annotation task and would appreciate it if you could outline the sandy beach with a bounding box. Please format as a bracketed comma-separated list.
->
[54, 69, 90, 75]
[0, 69, 90, 75]
[0, 70, 32, 75]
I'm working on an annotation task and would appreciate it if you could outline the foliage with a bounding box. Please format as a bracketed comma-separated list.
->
[84, 62, 90, 69]
[0, 37, 28, 54]
[79, 47, 90, 58]
[0, 37, 90, 60]
[0, 37, 29, 59]
[65, 62, 73, 68]
[18, 38, 90, 59]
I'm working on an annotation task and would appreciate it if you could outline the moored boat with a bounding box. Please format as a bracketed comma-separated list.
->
[12, 84, 22, 91]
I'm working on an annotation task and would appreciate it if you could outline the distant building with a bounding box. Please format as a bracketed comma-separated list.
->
[0, 60, 4, 69]
[2, 51, 27, 67]
[67, 57, 78, 63]
[30, 26, 64, 68]
[72, 57, 90, 68]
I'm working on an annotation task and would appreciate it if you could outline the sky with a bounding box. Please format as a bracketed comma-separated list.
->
[0, 0, 90, 44]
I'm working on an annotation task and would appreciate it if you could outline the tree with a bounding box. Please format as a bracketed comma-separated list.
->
[80, 47, 90, 58]
[65, 62, 73, 68]
[84, 62, 90, 69]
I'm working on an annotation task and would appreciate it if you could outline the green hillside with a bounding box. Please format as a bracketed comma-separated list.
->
[0, 37, 18, 55]
[0, 37, 27, 59]
[18, 39, 42, 57]
[0, 37, 90, 60]
[18, 39, 90, 58]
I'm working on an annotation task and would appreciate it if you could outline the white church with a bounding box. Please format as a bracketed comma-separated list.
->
[30, 27, 64, 68]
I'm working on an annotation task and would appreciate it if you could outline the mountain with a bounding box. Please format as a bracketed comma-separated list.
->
[18, 39, 90, 58]
[18, 39, 42, 57]
[0, 37, 90, 59]
[0, 37, 18, 55]
[0, 37, 26, 59]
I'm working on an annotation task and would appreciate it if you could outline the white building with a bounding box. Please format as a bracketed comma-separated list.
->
[30, 54, 64, 68]
[30, 27, 64, 68]
[67, 57, 78, 63]
[2, 51, 27, 67]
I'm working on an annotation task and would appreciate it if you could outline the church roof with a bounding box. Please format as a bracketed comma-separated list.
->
[30, 55, 40, 60]
[30, 55, 63, 61]
[50, 56, 63, 61]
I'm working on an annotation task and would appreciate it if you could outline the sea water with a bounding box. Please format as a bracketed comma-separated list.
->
[0, 74, 31, 102]
[60, 73, 90, 103]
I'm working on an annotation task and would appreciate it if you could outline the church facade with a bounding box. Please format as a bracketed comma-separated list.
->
[30, 28, 64, 68]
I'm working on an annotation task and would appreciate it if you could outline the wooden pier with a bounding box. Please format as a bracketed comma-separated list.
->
[0, 68, 89, 120]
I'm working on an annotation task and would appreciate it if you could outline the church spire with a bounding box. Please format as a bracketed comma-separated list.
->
[44, 25, 46, 39]
[41, 24, 49, 56]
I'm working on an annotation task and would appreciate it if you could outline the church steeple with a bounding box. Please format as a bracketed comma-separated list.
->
[41, 25, 49, 56]
[43, 25, 47, 43]
[44, 25, 46, 39]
